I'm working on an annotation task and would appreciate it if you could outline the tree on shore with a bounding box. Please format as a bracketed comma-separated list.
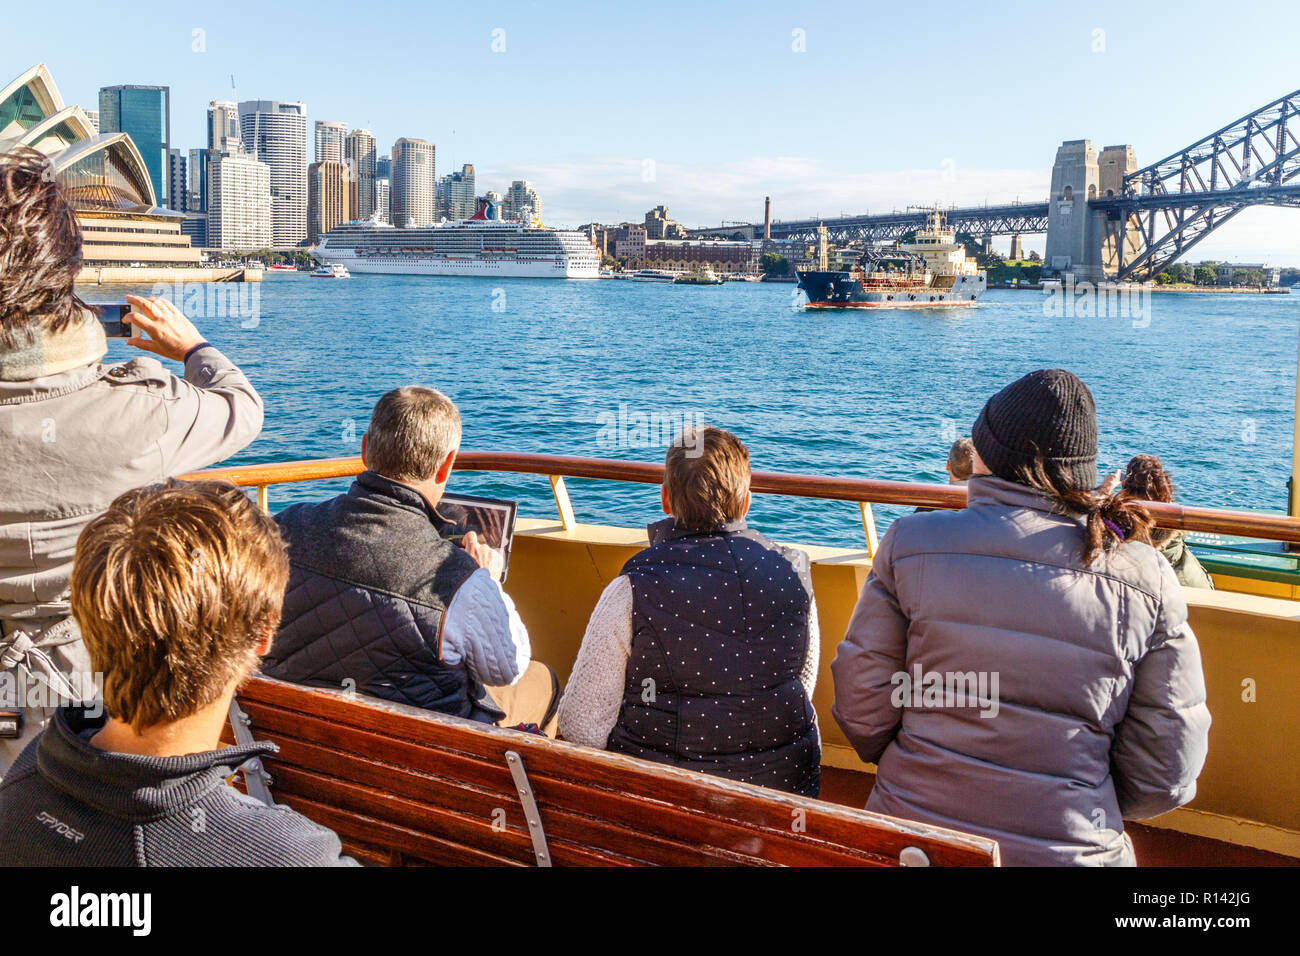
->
[761, 253, 790, 276]
[1194, 265, 1218, 286]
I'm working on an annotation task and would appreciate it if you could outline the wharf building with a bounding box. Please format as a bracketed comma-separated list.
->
[614, 227, 759, 274]
[239, 99, 307, 245]
[3, 64, 203, 277]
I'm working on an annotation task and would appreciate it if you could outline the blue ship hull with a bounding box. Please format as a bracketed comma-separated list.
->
[797, 270, 985, 308]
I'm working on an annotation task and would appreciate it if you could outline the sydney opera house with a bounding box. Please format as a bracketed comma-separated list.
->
[0, 63, 204, 279]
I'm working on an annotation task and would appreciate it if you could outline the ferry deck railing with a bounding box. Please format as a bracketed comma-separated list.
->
[183, 452, 1300, 558]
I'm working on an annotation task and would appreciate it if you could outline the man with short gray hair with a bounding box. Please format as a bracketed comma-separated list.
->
[264, 387, 558, 733]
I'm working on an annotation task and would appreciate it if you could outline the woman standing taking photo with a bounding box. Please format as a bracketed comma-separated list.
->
[0, 147, 264, 777]
[831, 369, 1211, 866]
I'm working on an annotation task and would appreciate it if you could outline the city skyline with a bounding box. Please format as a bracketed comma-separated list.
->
[3, 0, 1299, 261]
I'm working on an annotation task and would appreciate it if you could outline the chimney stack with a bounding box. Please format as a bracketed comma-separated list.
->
[763, 196, 771, 241]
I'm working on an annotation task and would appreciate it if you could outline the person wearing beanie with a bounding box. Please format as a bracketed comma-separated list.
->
[831, 369, 1211, 866]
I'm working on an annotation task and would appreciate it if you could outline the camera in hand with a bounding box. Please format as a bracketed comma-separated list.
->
[88, 303, 135, 338]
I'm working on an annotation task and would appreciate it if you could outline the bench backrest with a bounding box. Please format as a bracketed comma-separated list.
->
[222, 675, 1000, 866]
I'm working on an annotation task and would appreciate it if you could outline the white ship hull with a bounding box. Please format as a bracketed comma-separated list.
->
[322, 252, 598, 279]
[317, 216, 600, 280]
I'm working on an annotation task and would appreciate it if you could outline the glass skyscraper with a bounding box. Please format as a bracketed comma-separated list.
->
[98, 85, 170, 209]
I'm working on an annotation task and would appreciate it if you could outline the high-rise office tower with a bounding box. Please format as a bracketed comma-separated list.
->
[502, 180, 543, 223]
[437, 164, 475, 221]
[83, 109, 99, 133]
[239, 99, 307, 245]
[188, 147, 210, 212]
[376, 155, 390, 180]
[99, 85, 170, 207]
[207, 100, 240, 152]
[314, 120, 347, 164]
[167, 149, 186, 213]
[344, 128, 376, 220]
[390, 138, 435, 227]
[209, 149, 272, 251]
[307, 159, 351, 243]
[374, 177, 390, 224]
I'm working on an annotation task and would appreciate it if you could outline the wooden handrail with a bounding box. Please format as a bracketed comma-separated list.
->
[184, 451, 1300, 545]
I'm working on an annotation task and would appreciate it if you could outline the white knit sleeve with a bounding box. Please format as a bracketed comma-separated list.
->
[801, 597, 820, 699]
[441, 569, 531, 687]
[557, 575, 634, 749]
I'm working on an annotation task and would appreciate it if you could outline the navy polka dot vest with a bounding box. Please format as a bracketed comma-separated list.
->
[608, 518, 821, 797]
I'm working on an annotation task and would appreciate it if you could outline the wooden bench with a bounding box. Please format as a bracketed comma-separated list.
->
[221, 675, 1000, 867]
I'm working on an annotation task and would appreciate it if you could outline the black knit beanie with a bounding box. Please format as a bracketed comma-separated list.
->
[972, 369, 1098, 490]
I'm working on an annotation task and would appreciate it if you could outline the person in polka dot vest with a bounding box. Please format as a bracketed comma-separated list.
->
[558, 426, 821, 796]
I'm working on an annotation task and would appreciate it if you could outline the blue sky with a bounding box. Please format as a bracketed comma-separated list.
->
[4, 0, 1299, 261]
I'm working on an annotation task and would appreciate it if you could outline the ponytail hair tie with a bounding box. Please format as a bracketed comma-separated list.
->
[1102, 517, 1126, 540]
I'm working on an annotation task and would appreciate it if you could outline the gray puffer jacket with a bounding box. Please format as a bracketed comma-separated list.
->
[831, 475, 1211, 866]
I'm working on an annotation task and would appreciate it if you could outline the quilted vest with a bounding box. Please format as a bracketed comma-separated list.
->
[608, 518, 821, 796]
[264, 471, 490, 719]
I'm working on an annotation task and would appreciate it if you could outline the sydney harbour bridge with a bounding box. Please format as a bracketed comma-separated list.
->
[688, 88, 1300, 282]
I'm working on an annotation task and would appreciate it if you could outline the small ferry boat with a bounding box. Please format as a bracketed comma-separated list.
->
[674, 266, 724, 285]
[798, 210, 986, 308]
[267, 263, 298, 272]
[310, 263, 351, 279]
[630, 269, 678, 283]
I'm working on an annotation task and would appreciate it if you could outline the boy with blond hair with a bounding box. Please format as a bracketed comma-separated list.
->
[0, 481, 353, 866]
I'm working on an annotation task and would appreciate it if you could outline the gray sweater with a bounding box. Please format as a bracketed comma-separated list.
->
[832, 475, 1211, 866]
[0, 708, 356, 866]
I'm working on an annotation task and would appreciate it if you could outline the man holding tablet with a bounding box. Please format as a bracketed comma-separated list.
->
[265, 386, 559, 735]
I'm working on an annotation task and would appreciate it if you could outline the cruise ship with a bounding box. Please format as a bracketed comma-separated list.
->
[316, 200, 599, 279]
[798, 210, 986, 308]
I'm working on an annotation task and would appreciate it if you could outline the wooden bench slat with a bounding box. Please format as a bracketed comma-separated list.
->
[241, 704, 899, 866]
[254, 732, 761, 866]
[282, 793, 527, 867]
[269, 761, 639, 867]
[230, 677, 1001, 867]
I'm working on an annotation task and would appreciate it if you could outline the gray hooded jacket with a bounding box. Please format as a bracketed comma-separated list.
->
[831, 475, 1211, 866]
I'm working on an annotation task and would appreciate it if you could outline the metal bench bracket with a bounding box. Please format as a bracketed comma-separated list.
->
[899, 845, 931, 866]
[228, 699, 275, 806]
[505, 749, 552, 867]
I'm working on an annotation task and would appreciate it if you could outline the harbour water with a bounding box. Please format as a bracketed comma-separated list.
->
[87, 277, 1300, 549]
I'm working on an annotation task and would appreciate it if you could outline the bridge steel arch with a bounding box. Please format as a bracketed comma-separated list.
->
[1093, 89, 1300, 281]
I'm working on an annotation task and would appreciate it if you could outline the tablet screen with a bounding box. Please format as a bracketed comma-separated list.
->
[436, 493, 520, 582]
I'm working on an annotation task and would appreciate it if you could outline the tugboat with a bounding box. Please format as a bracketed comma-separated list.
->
[797, 210, 986, 308]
